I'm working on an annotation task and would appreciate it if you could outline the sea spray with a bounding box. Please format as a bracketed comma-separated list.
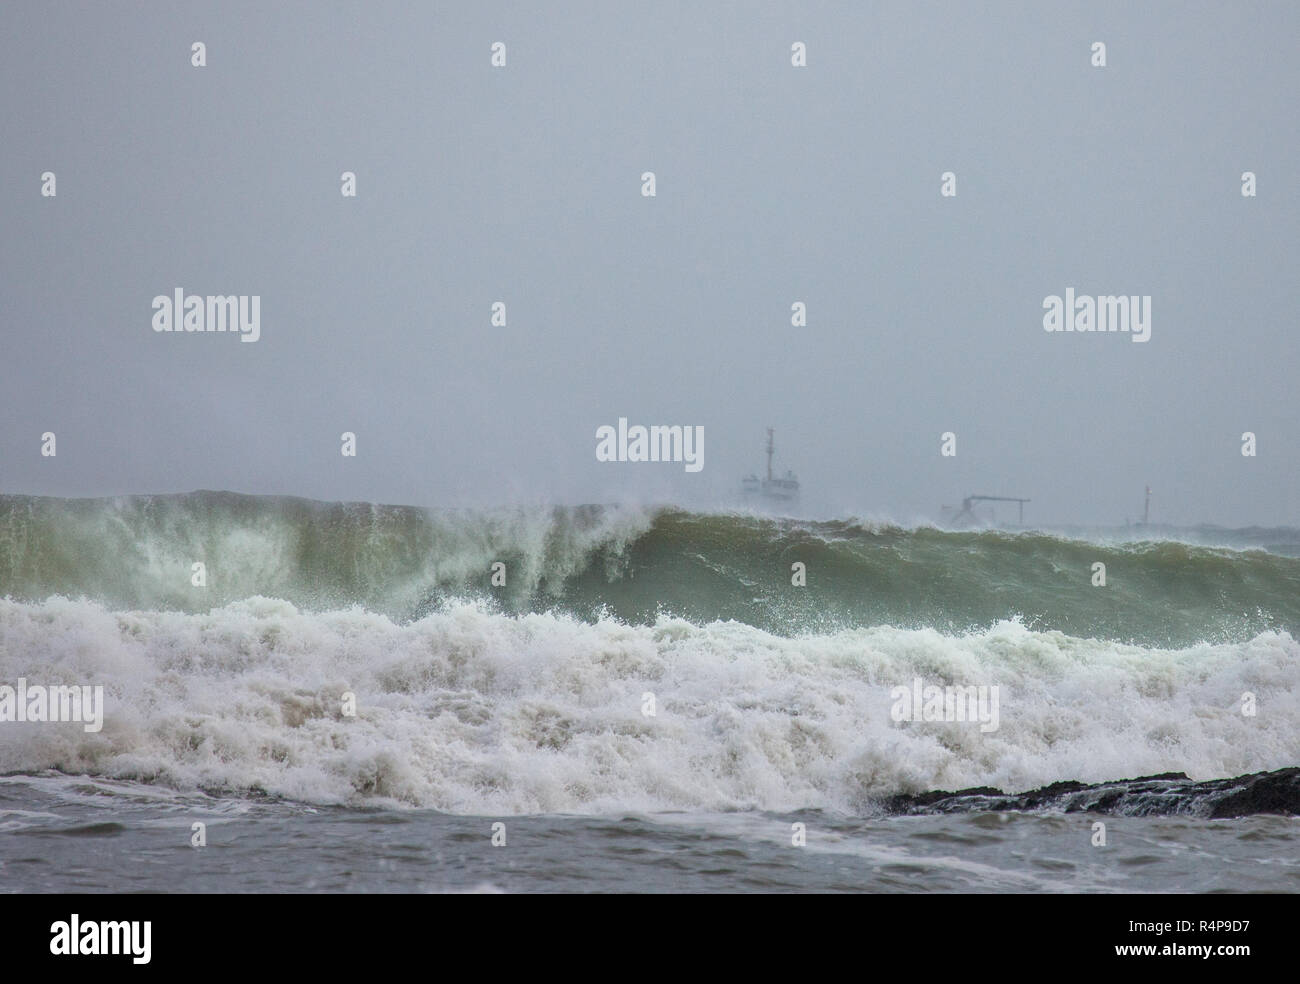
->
[1, 595, 1295, 814]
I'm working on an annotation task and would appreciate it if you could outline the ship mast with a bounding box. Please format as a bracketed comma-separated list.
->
[766, 427, 774, 482]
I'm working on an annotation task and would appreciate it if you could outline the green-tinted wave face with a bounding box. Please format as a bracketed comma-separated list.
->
[0, 492, 643, 618]
[569, 511, 1300, 646]
[2, 493, 1298, 647]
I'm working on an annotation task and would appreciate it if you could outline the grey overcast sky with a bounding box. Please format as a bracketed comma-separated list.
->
[2, 1, 1297, 526]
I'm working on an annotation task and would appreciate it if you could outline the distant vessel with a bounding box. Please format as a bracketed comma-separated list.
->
[1135, 485, 1152, 527]
[943, 494, 1030, 528]
[741, 428, 800, 504]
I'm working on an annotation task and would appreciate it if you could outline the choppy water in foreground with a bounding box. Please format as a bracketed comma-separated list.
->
[3, 777, 1297, 893]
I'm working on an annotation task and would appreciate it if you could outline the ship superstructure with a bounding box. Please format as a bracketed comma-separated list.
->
[741, 428, 800, 503]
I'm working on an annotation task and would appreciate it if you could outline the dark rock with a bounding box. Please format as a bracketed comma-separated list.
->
[881, 767, 1300, 818]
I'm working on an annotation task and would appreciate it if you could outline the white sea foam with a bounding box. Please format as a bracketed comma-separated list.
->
[0, 595, 1295, 815]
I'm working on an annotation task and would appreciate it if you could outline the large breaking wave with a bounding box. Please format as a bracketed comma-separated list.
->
[3, 491, 1299, 645]
[1, 492, 1297, 814]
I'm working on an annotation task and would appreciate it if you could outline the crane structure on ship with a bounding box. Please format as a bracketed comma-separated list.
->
[947, 494, 1031, 526]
